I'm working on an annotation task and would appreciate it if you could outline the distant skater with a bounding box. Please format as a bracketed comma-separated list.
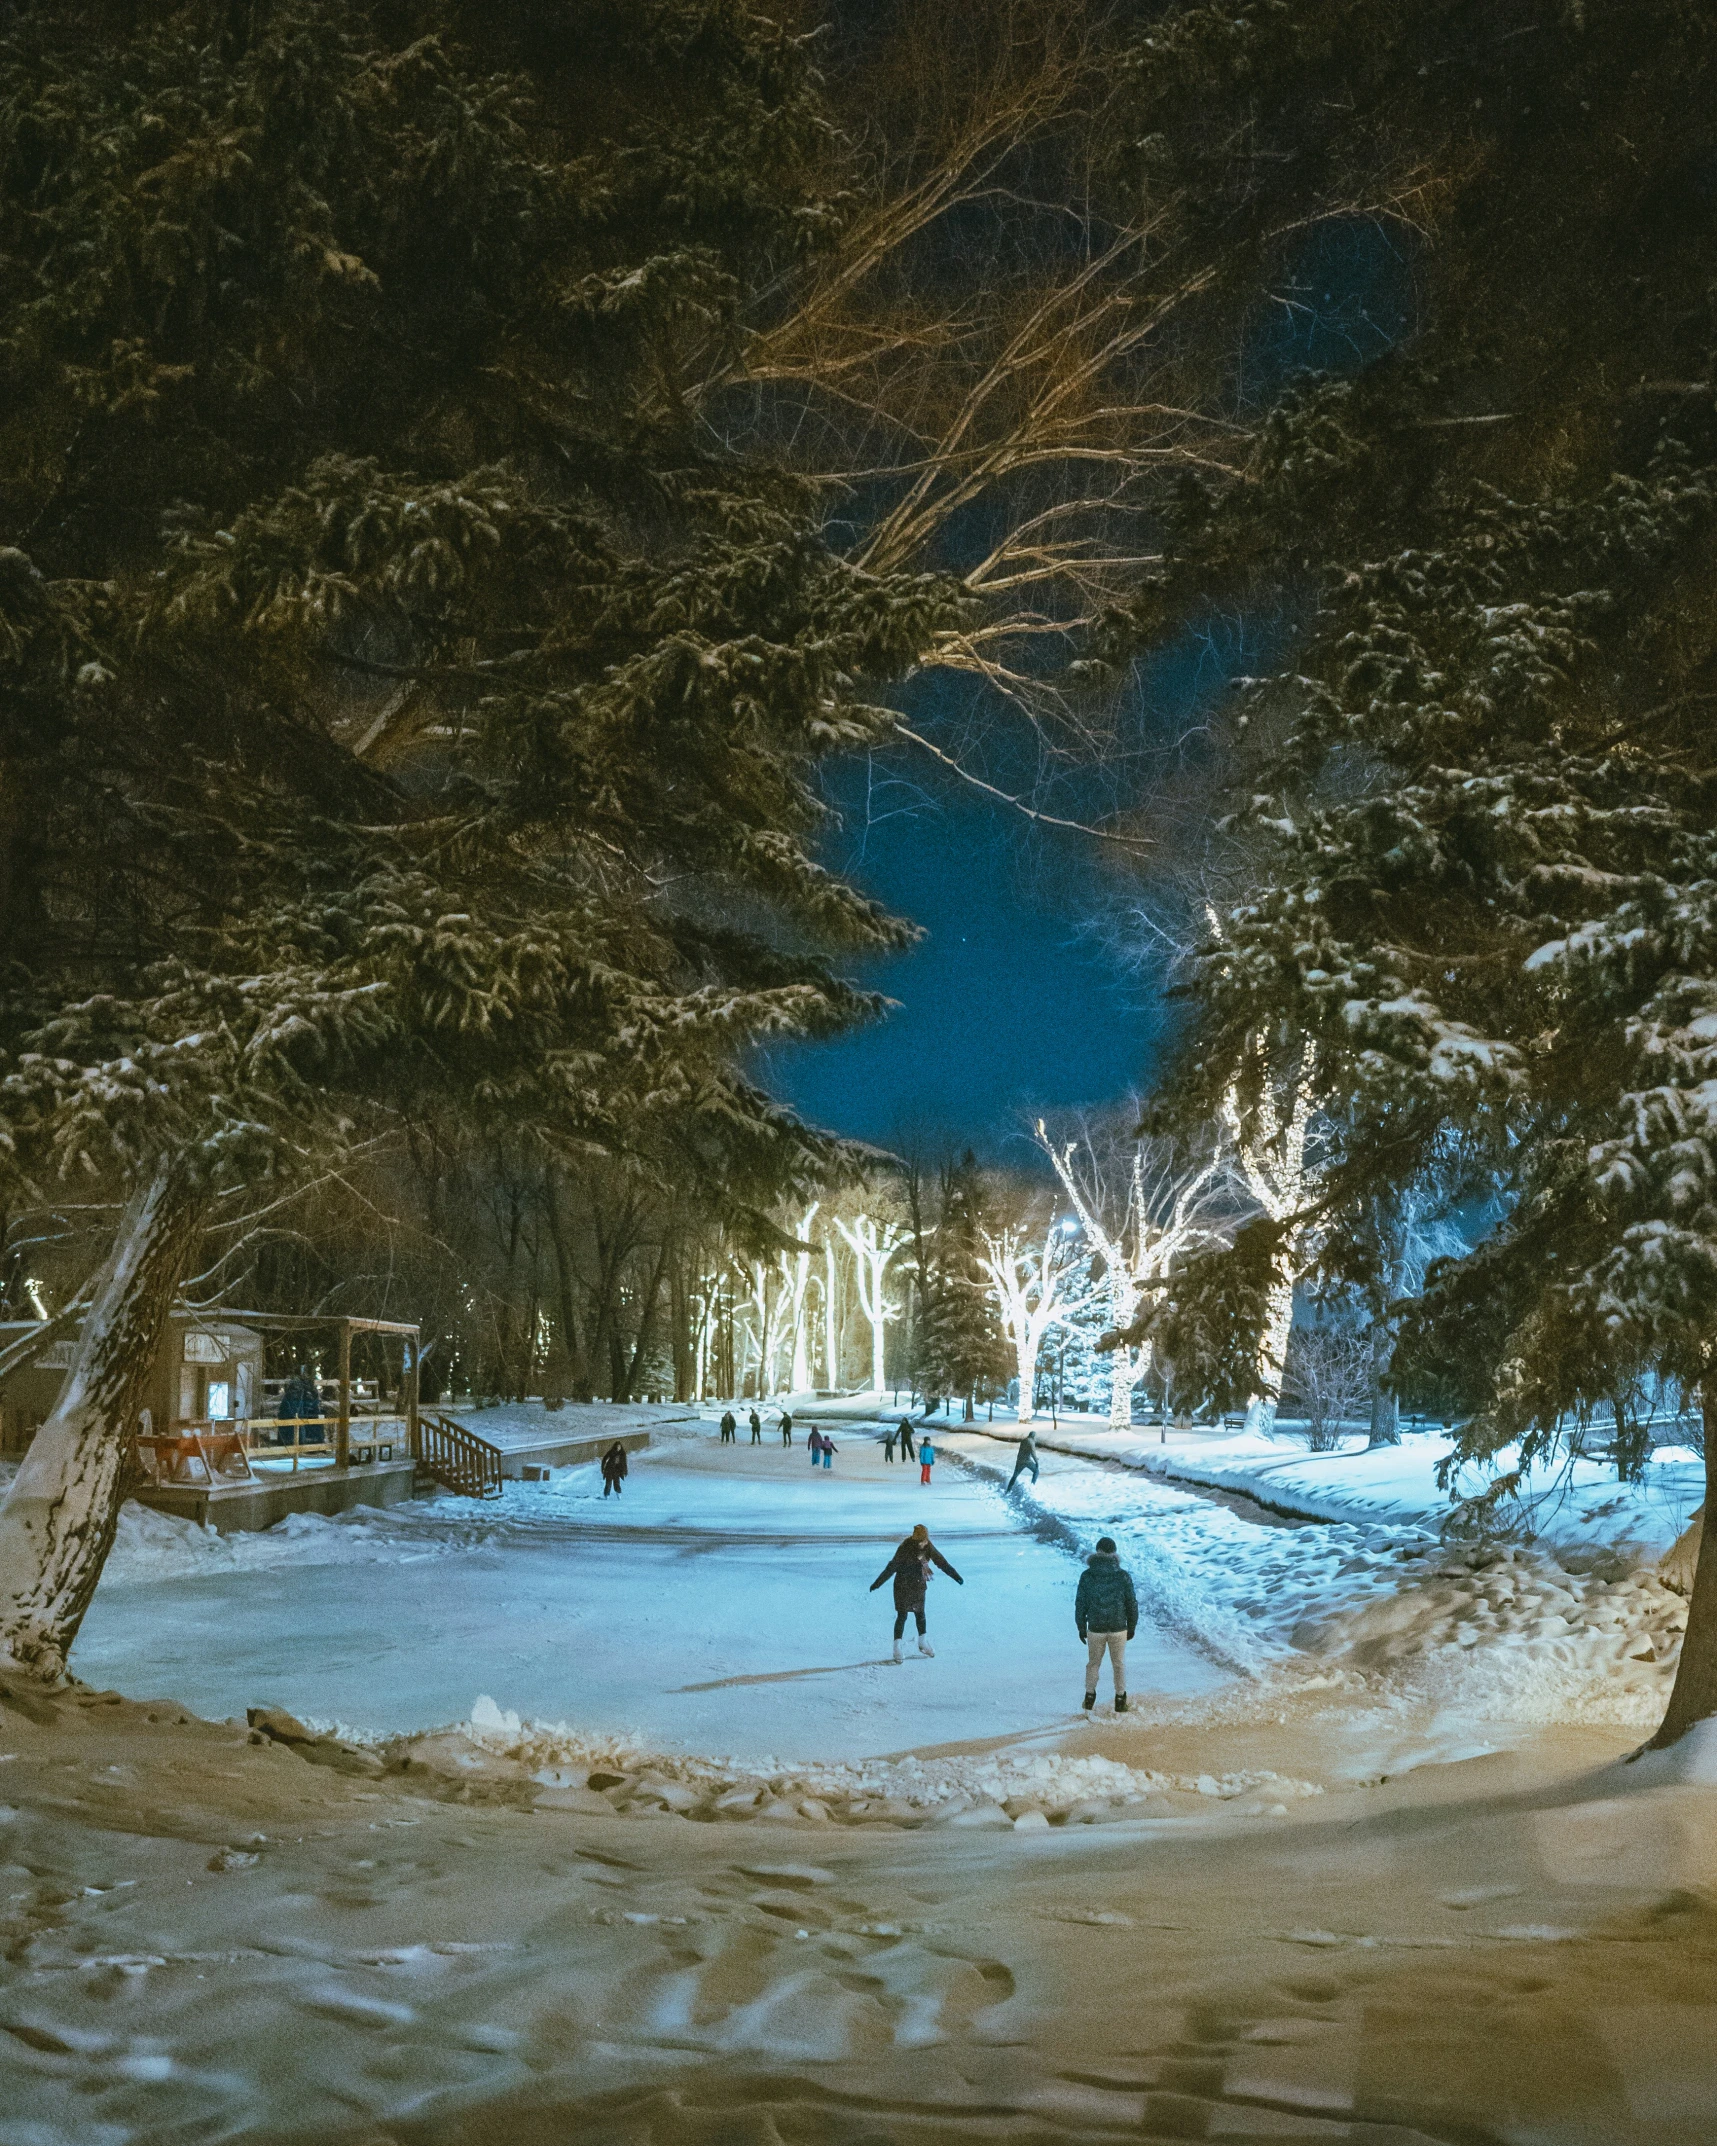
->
[1075, 1535, 1138, 1714]
[749, 1408, 762, 1444]
[600, 1440, 629, 1498]
[882, 1424, 897, 1462]
[898, 1417, 916, 1463]
[1006, 1427, 1039, 1491]
[806, 1428, 824, 1466]
[918, 1433, 934, 1486]
[819, 1431, 837, 1470]
[780, 1411, 794, 1447]
[719, 1409, 737, 1444]
[870, 1522, 963, 1660]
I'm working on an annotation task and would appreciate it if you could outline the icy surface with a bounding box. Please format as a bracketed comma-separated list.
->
[72, 1423, 1219, 1761]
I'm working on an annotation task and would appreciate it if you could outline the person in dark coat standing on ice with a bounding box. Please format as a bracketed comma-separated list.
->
[1075, 1535, 1137, 1713]
[779, 1411, 794, 1447]
[882, 1423, 897, 1462]
[870, 1522, 963, 1660]
[719, 1409, 737, 1444]
[1006, 1428, 1040, 1491]
[600, 1441, 629, 1498]
[897, 1416, 916, 1462]
[748, 1408, 762, 1444]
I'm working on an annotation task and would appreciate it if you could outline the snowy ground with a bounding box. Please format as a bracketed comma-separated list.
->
[10, 1404, 1717, 2140]
[72, 1415, 1219, 1764]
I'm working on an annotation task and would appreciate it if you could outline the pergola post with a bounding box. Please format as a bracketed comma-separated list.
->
[406, 1327, 420, 1461]
[336, 1319, 352, 1470]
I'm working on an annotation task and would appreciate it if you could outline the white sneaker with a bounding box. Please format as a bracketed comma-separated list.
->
[917, 1636, 935, 1657]
[891, 1639, 903, 1663]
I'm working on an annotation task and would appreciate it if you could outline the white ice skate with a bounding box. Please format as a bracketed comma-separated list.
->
[891, 1639, 904, 1663]
[917, 1635, 935, 1657]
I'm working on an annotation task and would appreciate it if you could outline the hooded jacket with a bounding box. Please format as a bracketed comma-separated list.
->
[1075, 1550, 1137, 1639]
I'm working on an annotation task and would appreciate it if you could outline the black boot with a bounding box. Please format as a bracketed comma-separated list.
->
[1115, 1692, 1128, 1714]
[1081, 1691, 1095, 1711]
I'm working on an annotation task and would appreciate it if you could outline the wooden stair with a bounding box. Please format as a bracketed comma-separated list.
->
[411, 1412, 505, 1498]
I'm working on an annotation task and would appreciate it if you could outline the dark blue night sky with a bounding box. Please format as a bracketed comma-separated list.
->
[765, 773, 1166, 1155]
[767, 212, 1413, 1157]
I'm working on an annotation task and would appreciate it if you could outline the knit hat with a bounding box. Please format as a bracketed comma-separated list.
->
[1096, 1535, 1117, 1552]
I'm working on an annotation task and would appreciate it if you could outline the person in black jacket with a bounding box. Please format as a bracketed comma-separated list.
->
[870, 1523, 962, 1661]
[719, 1410, 737, 1444]
[748, 1408, 763, 1444]
[600, 1441, 629, 1497]
[1074, 1536, 1138, 1713]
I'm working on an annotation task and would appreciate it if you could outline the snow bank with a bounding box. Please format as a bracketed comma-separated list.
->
[360, 1693, 1326, 1828]
[975, 1418, 1703, 1563]
[947, 1435, 1690, 1728]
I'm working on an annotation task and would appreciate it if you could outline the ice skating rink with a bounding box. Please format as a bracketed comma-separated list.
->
[71, 1422, 1220, 1758]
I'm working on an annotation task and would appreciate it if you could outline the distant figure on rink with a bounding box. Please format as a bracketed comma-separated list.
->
[806, 1428, 823, 1466]
[882, 1424, 898, 1462]
[748, 1408, 763, 1444]
[898, 1417, 916, 1463]
[780, 1411, 794, 1447]
[1076, 1535, 1137, 1714]
[719, 1410, 737, 1444]
[917, 1433, 935, 1486]
[600, 1441, 630, 1498]
[871, 1522, 963, 1660]
[818, 1430, 837, 1470]
[1006, 1428, 1040, 1491]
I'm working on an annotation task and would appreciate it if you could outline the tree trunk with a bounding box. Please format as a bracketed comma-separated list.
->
[1017, 1335, 1039, 1424]
[1243, 1273, 1296, 1437]
[1367, 1322, 1400, 1447]
[823, 1240, 839, 1390]
[619, 1243, 670, 1401]
[0, 1160, 203, 1680]
[1649, 1387, 1717, 1748]
[542, 1169, 592, 1400]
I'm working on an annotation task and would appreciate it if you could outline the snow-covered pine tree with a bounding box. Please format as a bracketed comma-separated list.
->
[913, 1151, 1009, 1419]
[0, 0, 964, 1676]
[1108, 0, 1717, 1747]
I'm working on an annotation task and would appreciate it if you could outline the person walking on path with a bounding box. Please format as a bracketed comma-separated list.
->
[917, 1433, 935, 1486]
[748, 1408, 762, 1445]
[1006, 1428, 1040, 1492]
[719, 1410, 737, 1444]
[870, 1522, 963, 1660]
[1075, 1535, 1137, 1713]
[779, 1411, 794, 1447]
[600, 1441, 630, 1498]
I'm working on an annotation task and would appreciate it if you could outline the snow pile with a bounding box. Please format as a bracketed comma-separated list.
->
[949, 1436, 1690, 1726]
[102, 1492, 496, 1582]
[364, 1694, 1326, 1826]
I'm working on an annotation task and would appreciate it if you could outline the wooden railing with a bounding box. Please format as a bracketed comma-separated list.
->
[411, 1411, 504, 1499]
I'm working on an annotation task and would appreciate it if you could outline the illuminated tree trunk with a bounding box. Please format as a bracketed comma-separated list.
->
[0, 1160, 204, 1680]
[823, 1239, 839, 1389]
[1017, 1334, 1041, 1425]
[1243, 1272, 1296, 1437]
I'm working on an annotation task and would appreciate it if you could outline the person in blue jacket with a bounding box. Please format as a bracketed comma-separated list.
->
[1075, 1536, 1138, 1713]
